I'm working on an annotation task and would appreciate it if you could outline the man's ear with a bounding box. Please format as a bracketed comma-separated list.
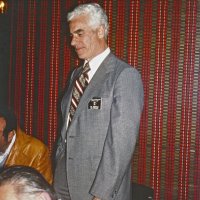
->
[97, 25, 105, 38]
[7, 131, 15, 143]
[38, 192, 52, 200]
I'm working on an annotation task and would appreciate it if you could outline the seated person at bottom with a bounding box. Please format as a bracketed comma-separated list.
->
[0, 165, 57, 200]
[0, 105, 52, 183]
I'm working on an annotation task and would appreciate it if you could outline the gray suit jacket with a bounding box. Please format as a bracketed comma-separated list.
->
[56, 53, 144, 200]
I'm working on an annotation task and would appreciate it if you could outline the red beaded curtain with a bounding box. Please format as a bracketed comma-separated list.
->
[6, 0, 200, 199]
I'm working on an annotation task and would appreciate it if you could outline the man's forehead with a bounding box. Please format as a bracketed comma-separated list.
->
[70, 21, 88, 30]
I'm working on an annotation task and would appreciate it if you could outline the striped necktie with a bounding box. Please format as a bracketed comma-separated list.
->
[68, 62, 90, 125]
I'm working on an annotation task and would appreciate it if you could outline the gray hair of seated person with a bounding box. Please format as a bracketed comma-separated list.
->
[0, 166, 57, 200]
[67, 3, 109, 39]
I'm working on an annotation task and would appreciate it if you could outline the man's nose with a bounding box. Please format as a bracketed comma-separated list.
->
[71, 36, 77, 46]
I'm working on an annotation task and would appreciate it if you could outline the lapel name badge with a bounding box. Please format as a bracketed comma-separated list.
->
[88, 97, 102, 109]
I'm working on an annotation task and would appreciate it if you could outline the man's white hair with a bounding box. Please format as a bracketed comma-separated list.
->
[67, 3, 109, 38]
[0, 166, 56, 200]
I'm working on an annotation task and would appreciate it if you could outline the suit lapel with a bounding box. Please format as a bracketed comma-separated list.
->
[60, 67, 83, 139]
[61, 67, 84, 119]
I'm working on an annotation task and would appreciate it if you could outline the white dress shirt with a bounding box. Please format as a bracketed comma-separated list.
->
[85, 47, 110, 82]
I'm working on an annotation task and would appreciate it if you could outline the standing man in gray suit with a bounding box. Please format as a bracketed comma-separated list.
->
[53, 3, 144, 200]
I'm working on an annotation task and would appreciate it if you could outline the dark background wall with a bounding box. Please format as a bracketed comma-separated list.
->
[0, 13, 10, 105]
[0, 0, 199, 199]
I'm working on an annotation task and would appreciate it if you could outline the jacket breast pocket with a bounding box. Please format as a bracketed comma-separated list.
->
[87, 95, 110, 111]
[86, 96, 111, 128]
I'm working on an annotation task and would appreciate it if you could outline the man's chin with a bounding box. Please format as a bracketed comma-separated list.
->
[77, 54, 86, 60]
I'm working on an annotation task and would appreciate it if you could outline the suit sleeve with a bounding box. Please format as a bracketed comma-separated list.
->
[89, 67, 144, 199]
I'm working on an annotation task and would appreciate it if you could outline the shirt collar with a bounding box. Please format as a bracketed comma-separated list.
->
[85, 47, 110, 68]
[84, 47, 110, 78]
[0, 131, 16, 160]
